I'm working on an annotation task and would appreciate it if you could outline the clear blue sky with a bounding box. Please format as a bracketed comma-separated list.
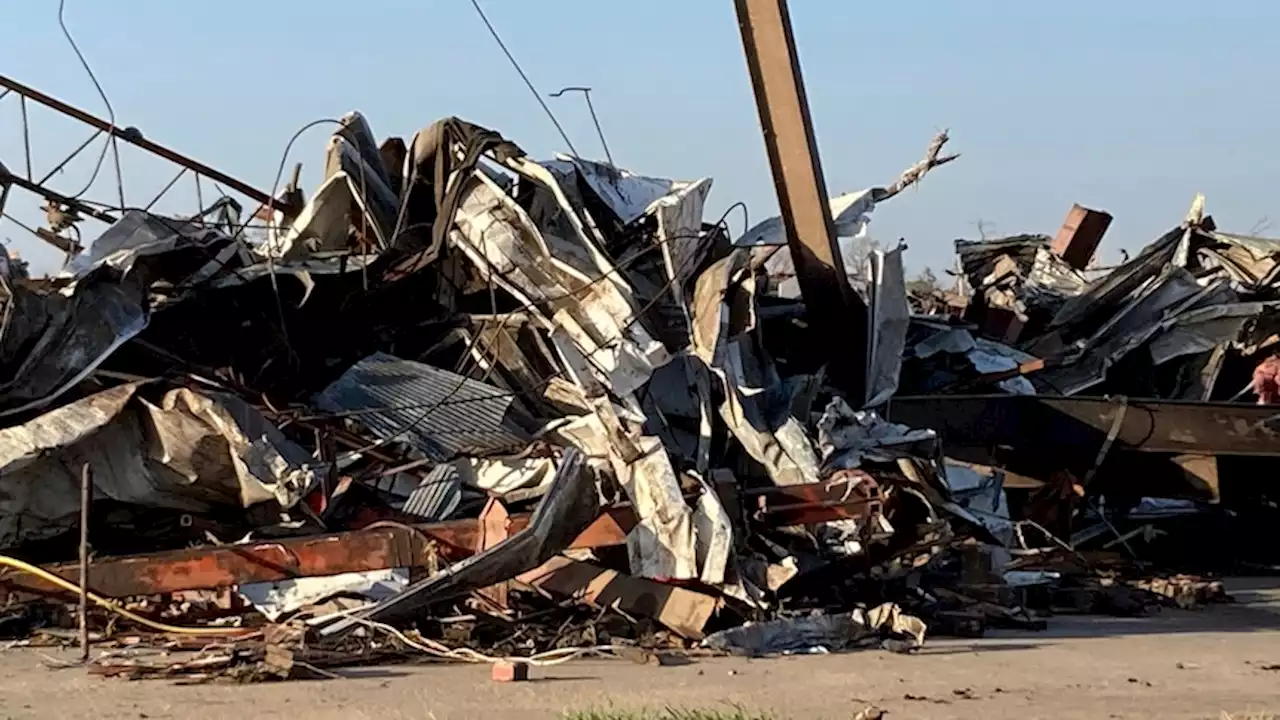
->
[3, 0, 1279, 276]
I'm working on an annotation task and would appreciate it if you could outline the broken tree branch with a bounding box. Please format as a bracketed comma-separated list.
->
[872, 130, 959, 203]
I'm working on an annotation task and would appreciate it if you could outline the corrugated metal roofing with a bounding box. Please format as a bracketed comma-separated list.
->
[402, 464, 462, 521]
[315, 352, 532, 462]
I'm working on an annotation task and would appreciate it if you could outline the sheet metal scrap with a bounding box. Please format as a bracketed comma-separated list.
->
[314, 352, 536, 463]
[2, 90, 1260, 687]
[321, 449, 600, 633]
[0, 382, 320, 549]
[700, 602, 926, 656]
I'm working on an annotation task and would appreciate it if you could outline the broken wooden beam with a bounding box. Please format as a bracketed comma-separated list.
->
[517, 556, 721, 639]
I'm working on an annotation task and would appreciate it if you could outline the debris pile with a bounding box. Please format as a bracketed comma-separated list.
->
[892, 195, 1280, 581]
[0, 105, 1266, 683]
[903, 197, 1280, 401]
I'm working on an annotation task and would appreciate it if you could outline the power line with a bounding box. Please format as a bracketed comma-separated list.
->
[467, 0, 580, 157]
[57, 0, 124, 204]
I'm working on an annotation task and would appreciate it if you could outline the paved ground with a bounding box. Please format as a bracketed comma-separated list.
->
[1, 578, 1278, 720]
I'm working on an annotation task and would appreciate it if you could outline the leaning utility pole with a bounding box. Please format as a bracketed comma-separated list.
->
[734, 0, 867, 402]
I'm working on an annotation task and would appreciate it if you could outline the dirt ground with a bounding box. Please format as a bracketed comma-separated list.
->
[1, 578, 1278, 720]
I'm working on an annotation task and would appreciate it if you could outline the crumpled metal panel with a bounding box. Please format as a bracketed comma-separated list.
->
[817, 397, 938, 470]
[321, 449, 599, 633]
[1148, 301, 1280, 365]
[539, 155, 690, 226]
[451, 165, 722, 584]
[1025, 247, 1088, 300]
[315, 352, 533, 463]
[143, 387, 319, 509]
[550, 409, 723, 583]
[0, 271, 149, 418]
[239, 568, 410, 623]
[1040, 269, 1224, 395]
[700, 602, 926, 655]
[259, 112, 399, 261]
[692, 251, 820, 487]
[865, 244, 910, 407]
[451, 170, 668, 398]
[61, 210, 240, 283]
[448, 454, 557, 498]
[909, 326, 1037, 394]
[736, 189, 874, 248]
[1050, 226, 1184, 334]
[0, 383, 319, 548]
[743, 189, 876, 299]
[0, 381, 144, 476]
[651, 177, 715, 306]
[1195, 230, 1280, 291]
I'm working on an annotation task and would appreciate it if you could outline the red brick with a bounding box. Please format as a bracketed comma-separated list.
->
[491, 661, 529, 682]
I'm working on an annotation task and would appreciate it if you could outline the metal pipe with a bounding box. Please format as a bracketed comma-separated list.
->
[19, 96, 32, 181]
[0, 170, 117, 223]
[36, 129, 104, 186]
[144, 166, 187, 212]
[78, 463, 91, 662]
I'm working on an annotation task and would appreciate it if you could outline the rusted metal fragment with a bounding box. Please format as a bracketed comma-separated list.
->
[324, 449, 599, 632]
[475, 498, 512, 608]
[3, 508, 636, 599]
[517, 556, 720, 639]
[2, 480, 881, 600]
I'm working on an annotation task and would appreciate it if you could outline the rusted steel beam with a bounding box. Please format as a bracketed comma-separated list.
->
[2, 508, 636, 599]
[1, 481, 879, 599]
[746, 471, 882, 526]
[0, 168, 117, 223]
[734, 0, 867, 402]
[0, 75, 294, 214]
[888, 395, 1280, 461]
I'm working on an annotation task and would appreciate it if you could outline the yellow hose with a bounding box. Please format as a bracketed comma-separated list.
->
[0, 555, 255, 637]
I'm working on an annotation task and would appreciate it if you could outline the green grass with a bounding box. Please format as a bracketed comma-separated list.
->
[563, 709, 778, 720]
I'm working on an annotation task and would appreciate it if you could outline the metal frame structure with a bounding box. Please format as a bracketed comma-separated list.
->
[0, 74, 292, 257]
